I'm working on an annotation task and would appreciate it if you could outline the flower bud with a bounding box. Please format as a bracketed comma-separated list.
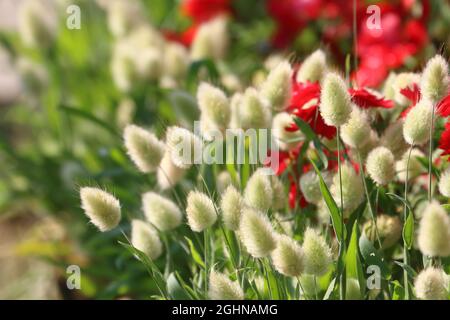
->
[261, 61, 292, 111]
[363, 214, 402, 249]
[438, 168, 450, 197]
[208, 271, 244, 300]
[142, 192, 182, 231]
[244, 168, 273, 212]
[80, 187, 121, 232]
[403, 99, 433, 145]
[239, 88, 272, 129]
[271, 175, 287, 210]
[131, 219, 163, 260]
[220, 185, 244, 231]
[299, 171, 332, 204]
[380, 121, 408, 159]
[417, 201, 450, 257]
[197, 82, 230, 131]
[330, 164, 364, 217]
[302, 228, 332, 276]
[341, 106, 371, 149]
[366, 146, 395, 186]
[396, 148, 425, 182]
[320, 73, 352, 127]
[239, 207, 276, 258]
[414, 267, 449, 300]
[186, 191, 217, 232]
[296, 49, 327, 84]
[420, 55, 449, 104]
[123, 125, 165, 173]
[166, 126, 203, 169]
[272, 112, 303, 151]
[271, 234, 304, 277]
[157, 151, 187, 189]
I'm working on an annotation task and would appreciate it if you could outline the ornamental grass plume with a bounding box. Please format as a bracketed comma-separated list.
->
[186, 191, 217, 232]
[414, 267, 449, 300]
[190, 16, 228, 61]
[296, 49, 327, 84]
[142, 192, 182, 231]
[363, 214, 402, 249]
[403, 99, 433, 145]
[239, 207, 276, 258]
[163, 42, 189, 79]
[272, 112, 303, 151]
[420, 55, 449, 104]
[157, 151, 187, 190]
[123, 124, 165, 173]
[244, 168, 273, 212]
[396, 148, 426, 182]
[271, 234, 304, 277]
[341, 106, 371, 149]
[260, 61, 292, 111]
[208, 271, 244, 300]
[380, 121, 409, 159]
[299, 171, 332, 204]
[229, 92, 243, 130]
[239, 87, 272, 130]
[131, 219, 163, 260]
[391, 72, 421, 106]
[330, 164, 364, 217]
[166, 126, 203, 169]
[106, 0, 144, 38]
[438, 168, 450, 197]
[220, 185, 244, 231]
[366, 146, 396, 186]
[270, 175, 287, 210]
[302, 228, 332, 276]
[417, 201, 450, 257]
[197, 82, 230, 133]
[80, 187, 121, 232]
[319, 73, 352, 127]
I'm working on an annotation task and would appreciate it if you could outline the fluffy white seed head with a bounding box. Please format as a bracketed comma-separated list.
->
[197, 82, 230, 132]
[80, 187, 121, 232]
[396, 148, 425, 182]
[186, 191, 217, 232]
[271, 175, 287, 210]
[302, 228, 332, 276]
[157, 151, 187, 190]
[296, 49, 327, 84]
[229, 93, 243, 130]
[239, 87, 272, 129]
[363, 214, 402, 248]
[163, 42, 189, 79]
[166, 126, 203, 169]
[417, 201, 450, 257]
[107, 0, 144, 37]
[438, 168, 450, 197]
[380, 121, 408, 159]
[299, 171, 332, 204]
[220, 185, 244, 231]
[366, 146, 396, 186]
[272, 112, 303, 151]
[131, 219, 163, 260]
[123, 125, 165, 173]
[420, 55, 449, 103]
[261, 61, 292, 111]
[244, 168, 273, 212]
[190, 16, 228, 61]
[271, 234, 304, 277]
[392, 72, 421, 106]
[320, 73, 352, 127]
[341, 106, 371, 149]
[330, 164, 364, 217]
[358, 129, 380, 160]
[18, 0, 58, 48]
[208, 271, 244, 300]
[414, 267, 449, 300]
[142, 192, 182, 231]
[345, 278, 362, 300]
[239, 207, 276, 258]
[403, 99, 433, 145]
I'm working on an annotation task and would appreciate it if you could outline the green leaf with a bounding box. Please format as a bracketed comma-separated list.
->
[359, 233, 390, 279]
[294, 117, 328, 169]
[185, 237, 205, 269]
[310, 159, 346, 243]
[167, 272, 192, 300]
[346, 222, 365, 296]
[394, 261, 417, 278]
[187, 59, 220, 88]
[402, 212, 414, 249]
[61, 105, 119, 137]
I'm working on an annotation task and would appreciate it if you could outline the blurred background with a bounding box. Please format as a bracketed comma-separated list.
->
[0, 0, 449, 299]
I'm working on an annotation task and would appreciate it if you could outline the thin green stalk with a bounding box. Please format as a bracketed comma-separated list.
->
[428, 104, 436, 202]
[336, 126, 346, 300]
[403, 145, 414, 300]
[357, 151, 382, 249]
[314, 276, 319, 300]
[296, 276, 309, 300]
[260, 259, 273, 299]
[204, 228, 209, 298]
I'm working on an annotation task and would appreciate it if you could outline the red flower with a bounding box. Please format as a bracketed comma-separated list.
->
[399, 83, 421, 118]
[181, 0, 230, 23]
[437, 94, 450, 118]
[439, 122, 450, 157]
[349, 88, 393, 109]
